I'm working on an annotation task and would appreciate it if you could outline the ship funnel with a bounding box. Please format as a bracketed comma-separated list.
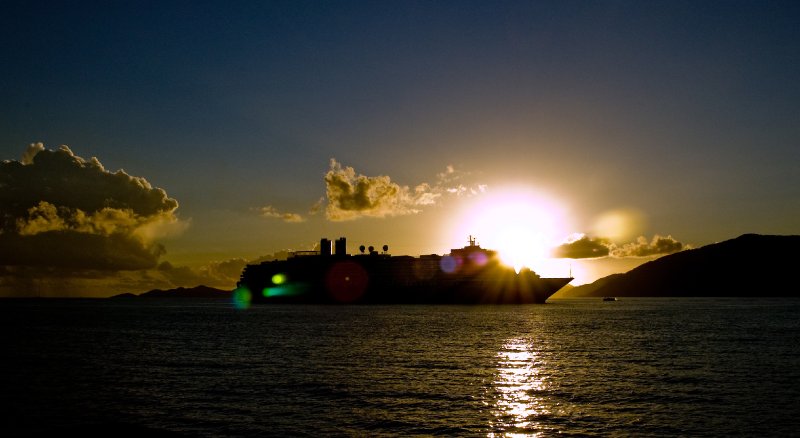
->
[320, 238, 332, 256]
[335, 237, 347, 256]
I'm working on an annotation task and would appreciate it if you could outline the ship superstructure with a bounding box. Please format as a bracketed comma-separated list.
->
[238, 237, 572, 304]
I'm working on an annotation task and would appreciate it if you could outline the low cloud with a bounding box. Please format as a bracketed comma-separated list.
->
[155, 257, 258, 289]
[553, 234, 687, 259]
[258, 205, 305, 223]
[0, 144, 183, 273]
[147, 250, 293, 293]
[324, 159, 484, 221]
[552, 235, 611, 259]
[609, 235, 686, 257]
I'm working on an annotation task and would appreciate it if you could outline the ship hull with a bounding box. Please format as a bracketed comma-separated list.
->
[239, 255, 571, 305]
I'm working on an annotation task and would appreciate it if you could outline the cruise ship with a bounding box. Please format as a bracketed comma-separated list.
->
[237, 236, 572, 304]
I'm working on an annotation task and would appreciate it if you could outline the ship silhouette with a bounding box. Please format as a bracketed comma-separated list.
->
[238, 236, 572, 304]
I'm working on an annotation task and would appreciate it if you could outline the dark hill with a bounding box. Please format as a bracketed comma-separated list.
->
[579, 234, 799, 297]
[111, 285, 231, 298]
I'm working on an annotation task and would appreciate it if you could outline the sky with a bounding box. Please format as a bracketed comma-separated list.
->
[1, 0, 798, 296]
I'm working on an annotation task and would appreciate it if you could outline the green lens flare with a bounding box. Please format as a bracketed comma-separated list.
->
[262, 285, 303, 297]
[271, 273, 287, 285]
[261, 280, 307, 298]
[232, 286, 252, 309]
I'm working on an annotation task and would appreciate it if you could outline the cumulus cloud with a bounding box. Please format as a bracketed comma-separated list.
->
[0, 144, 326, 297]
[259, 205, 305, 223]
[258, 160, 485, 222]
[323, 159, 484, 221]
[552, 235, 611, 258]
[0, 144, 182, 272]
[20, 142, 44, 165]
[324, 159, 437, 220]
[552, 233, 688, 259]
[609, 235, 686, 257]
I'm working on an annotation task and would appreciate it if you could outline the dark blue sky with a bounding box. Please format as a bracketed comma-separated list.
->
[2, 0, 799, 289]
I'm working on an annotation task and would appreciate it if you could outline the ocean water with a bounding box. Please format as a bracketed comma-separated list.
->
[2, 297, 799, 437]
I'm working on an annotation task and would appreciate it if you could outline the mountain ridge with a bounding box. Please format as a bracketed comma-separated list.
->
[110, 285, 231, 299]
[561, 234, 799, 297]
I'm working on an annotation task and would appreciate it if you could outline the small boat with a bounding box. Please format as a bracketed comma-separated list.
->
[602, 297, 617, 302]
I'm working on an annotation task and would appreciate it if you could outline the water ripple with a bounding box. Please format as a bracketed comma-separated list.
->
[2, 298, 799, 436]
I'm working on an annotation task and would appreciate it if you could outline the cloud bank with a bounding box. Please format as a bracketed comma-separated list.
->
[0, 144, 182, 274]
[140, 249, 294, 296]
[609, 235, 685, 257]
[553, 234, 686, 259]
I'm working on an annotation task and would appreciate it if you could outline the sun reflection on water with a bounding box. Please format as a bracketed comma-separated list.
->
[488, 338, 550, 437]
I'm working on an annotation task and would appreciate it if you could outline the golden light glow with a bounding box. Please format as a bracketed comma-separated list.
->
[592, 208, 645, 241]
[452, 188, 568, 273]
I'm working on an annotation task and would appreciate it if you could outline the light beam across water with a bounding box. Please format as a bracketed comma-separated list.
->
[488, 338, 553, 436]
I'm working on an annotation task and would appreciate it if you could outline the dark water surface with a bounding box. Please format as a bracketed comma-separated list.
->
[2, 298, 799, 436]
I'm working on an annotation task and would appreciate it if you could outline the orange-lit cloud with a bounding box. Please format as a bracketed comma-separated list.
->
[323, 159, 484, 221]
[552, 234, 687, 259]
[258, 205, 305, 223]
[609, 235, 686, 257]
[324, 159, 439, 220]
[0, 145, 319, 297]
[551, 235, 611, 258]
[0, 144, 182, 276]
[20, 142, 44, 165]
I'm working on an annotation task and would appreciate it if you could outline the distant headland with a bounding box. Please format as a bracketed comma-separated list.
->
[560, 234, 799, 298]
[110, 285, 231, 299]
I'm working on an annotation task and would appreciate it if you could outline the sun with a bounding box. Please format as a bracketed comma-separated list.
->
[451, 188, 568, 272]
